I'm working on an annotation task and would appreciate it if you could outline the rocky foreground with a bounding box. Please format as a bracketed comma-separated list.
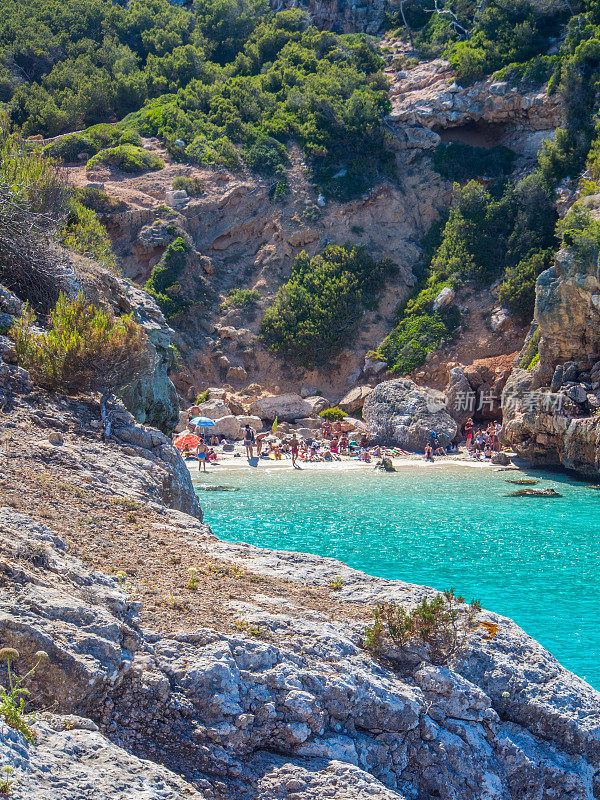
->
[0, 344, 599, 800]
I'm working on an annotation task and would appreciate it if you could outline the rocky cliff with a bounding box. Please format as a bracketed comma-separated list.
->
[0, 253, 180, 434]
[53, 40, 562, 403]
[503, 200, 600, 473]
[2, 327, 600, 800]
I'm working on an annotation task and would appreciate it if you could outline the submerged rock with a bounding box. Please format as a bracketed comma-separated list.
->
[505, 479, 539, 485]
[507, 487, 562, 497]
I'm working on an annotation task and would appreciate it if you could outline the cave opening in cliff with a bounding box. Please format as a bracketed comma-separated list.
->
[435, 120, 510, 149]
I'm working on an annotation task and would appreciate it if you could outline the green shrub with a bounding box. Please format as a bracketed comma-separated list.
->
[221, 288, 261, 310]
[363, 590, 482, 665]
[0, 119, 68, 307]
[145, 237, 192, 319]
[172, 176, 205, 196]
[196, 389, 210, 404]
[244, 136, 289, 175]
[61, 198, 117, 271]
[44, 125, 141, 163]
[260, 245, 394, 366]
[433, 142, 516, 182]
[184, 136, 242, 172]
[493, 55, 559, 88]
[375, 174, 556, 374]
[517, 327, 541, 369]
[499, 249, 553, 317]
[380, 312, 453, 376]
[76, 186, 127, 214]
[557, 203, 600, 269]
[10, 293, 150, 393]
[86, 145, 163, 174]
[318, 406, 346, 422]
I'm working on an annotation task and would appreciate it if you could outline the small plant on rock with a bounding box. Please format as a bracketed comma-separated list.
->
[187, 567, 199, 590]
[330, 577, 343, 591]
[114, 571, 127, 588]
[363, 590, 481, 665]
[0, 648, 49, 743]
[0, 765, 15, 796]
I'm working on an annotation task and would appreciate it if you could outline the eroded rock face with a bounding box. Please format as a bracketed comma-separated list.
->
[388, 57, 561, 151]
[0, 717, 206, 800]
[2, 502, 600, 800]
[503, 245, 600, 473]
[113, 281, 180, 433]
[363, 378, 457, 449]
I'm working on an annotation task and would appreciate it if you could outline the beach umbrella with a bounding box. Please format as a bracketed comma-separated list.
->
[189, 416, 216, 427]
[272, 416, 278, 435]
[173, 433, 202, 451]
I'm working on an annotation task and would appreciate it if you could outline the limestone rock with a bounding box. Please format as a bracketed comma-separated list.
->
[363, 378, 457, 450]
[0, 718, 206, 800]
[196, 399, 232, 420]
[295, 418, 322, 430]
[490, 307, 510, 332]
[227, 365, 248, 382]
[445, 367, 474, 427]
[303, 395, 330, 415]
[209, 415, 241, 439]
[1, 495, 600, 800]
[432, 286, 455, 311]
[235, 415, 263, 432]
[491, 451, 511, 465]
[364, 357, 388, 376]
[339, 386, 373, 414]
[250, 393, 312, 422]
[301, 386, 319, 398]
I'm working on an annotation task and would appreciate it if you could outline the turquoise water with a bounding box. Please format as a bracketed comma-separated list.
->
[193, 464, 600, 688]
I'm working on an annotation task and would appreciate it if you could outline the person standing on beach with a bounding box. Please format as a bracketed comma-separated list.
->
[290, 434, 300, 468]
[196, 438, 208, 471]
[255, 432, 268, 457]
[243, 424, 255, 459]
[464, 418, 474, 449]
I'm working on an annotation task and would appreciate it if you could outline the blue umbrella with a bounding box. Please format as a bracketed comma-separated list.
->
[190, 416, 216, 427]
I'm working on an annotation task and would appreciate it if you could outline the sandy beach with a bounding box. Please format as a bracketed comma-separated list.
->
[183, 447, 511, 474]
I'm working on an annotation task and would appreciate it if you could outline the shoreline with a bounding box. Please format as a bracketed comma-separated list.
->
[184, 450, 513, 474]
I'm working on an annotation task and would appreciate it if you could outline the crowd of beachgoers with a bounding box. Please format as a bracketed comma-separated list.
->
[173, 415, 506, 471]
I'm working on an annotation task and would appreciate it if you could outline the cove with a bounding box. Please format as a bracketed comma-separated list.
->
[194, 464, 600, 688]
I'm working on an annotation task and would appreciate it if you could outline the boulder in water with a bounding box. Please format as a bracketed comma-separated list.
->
[508, 487, 562, 497]
[363, 378, 457, 451]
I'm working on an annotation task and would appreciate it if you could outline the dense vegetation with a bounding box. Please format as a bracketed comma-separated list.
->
[433, 142, 515, 182]
[260, 245, 394, 366]
[388, 0, 567, 83]
[0, 115, 116, 306]
[11, 293, 149, 392]
[377, 176, 557, 374]
[1, 0, 391, 197]
[145, 236, 193, 319]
